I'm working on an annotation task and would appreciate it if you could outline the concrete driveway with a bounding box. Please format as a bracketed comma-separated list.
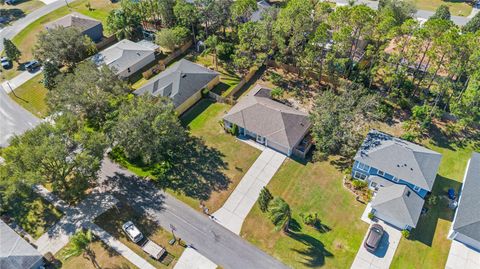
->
[351, 219, 402, 269]
[445, 240, 480, 269]
[212, 147, 286, 234]
[174, 247, 216, 269]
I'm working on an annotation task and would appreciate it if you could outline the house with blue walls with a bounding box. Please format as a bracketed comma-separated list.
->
[353, 130, 442, 230]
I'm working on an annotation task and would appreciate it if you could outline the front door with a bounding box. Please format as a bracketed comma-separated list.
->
[256, 135, 265, 144]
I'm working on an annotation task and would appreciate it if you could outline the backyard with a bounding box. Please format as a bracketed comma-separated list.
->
[1, 0, 118, 80]
[8, 73, 47, 117]
[241, 156, 369, 269]
[94, 202, 184, 269]
[413, 0, 473, 16]
[58, 238, 137, 269]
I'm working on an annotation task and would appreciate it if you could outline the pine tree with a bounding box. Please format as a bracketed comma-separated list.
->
[258, 187, 273, 212]
[3, 38, 21, 63]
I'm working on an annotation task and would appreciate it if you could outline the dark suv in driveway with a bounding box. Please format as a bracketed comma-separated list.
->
[25, 60, 40, 72]
[364, 224, 384, 253]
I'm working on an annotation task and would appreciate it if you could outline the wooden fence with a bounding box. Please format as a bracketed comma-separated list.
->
[158, 40, 193, 68]
[95, 35, 117, 51]
[224, 66, 260, 98]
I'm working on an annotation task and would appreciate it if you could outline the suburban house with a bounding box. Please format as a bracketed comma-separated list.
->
[45, 12, 103, 42]
[353, 130, 442, 229]
[0, 220, 44, 269]
[448, 152, 480, 251]
[92, 39, 156, 78]
[223, 85, 312, 158]
[135, 59, 219, 114]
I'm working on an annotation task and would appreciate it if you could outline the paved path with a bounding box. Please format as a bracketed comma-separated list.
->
[100, 158, 289, 269]
[2, 69, 42, 93]
[0, 86, 40, 147]
[212, 147, 286, 234]
[445, 240, 480, 269]
[351, 203, 402, 269]
[34, 186, 118, 254]
[174, 247, 217, 269]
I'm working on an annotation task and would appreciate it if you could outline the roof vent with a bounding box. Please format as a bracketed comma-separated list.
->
[181, 73, 187, 78]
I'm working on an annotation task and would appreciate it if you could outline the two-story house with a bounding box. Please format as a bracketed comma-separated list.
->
[352, 130, 442, 230]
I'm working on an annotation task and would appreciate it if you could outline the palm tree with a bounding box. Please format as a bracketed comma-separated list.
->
[62, 229, 99, 269]
[269, 197, 291, 233]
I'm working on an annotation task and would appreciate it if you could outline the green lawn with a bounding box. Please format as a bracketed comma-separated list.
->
[94, 202, 184, 268]
[5, 193, 63, 239]
[413, 0, 473, 16]
[2, 0, 118, 80]
[2, 0, 45, 15]
[241, 157, 369, 269]
[390, 137, 476, 269]
[58, 238, 137, 269]
[8, 73, 48, 118]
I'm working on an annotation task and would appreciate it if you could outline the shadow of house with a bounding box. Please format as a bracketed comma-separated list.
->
[288, 231, 334, 267]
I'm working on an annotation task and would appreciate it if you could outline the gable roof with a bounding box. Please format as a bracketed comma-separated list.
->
[354, 130, 442, 191]
[45, 12, 101, 31]
[224, 85, 311, 149]
[135, 59, 219, 107]
[452, 152, 480, 242]
[0, 220, 43, 269]
[92, 39, 155, 75]
[251, 1, 272, 22]
[371, 184, 424, 228]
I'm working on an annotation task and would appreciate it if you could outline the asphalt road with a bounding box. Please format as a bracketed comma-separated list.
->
[99, 158, 289, 269]
[0, 0, 70, 52]
[0, 87, 40, 147]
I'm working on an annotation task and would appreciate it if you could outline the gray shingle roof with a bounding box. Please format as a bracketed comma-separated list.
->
[355, 130, 442, 191]
[0, 220, 43, 269]
[452, 152, 480, 242]
[45, 12, 101, 31]
[371, 184, 425, 228]
[92, 39, 155, 75]
[135, 59, 219, 107]
[223, 85, 311, 149]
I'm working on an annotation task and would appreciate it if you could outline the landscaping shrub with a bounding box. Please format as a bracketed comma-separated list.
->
[269, 72, 283, 86]
[217, 42, 235, 62]
[142, 69, 154, 79]
[378, 100, 394, 121]
[230, 124, 239, 136]
[271, 87, 284, 100]
[368, 212, 375, 220]
[402, 229, 410, 239]
[352, 179, 367, 190]
[258, 187, 273, 212]
[400, 131, 417, 142]
[427, 195, 438, 206]
[300, 212, 319, 226]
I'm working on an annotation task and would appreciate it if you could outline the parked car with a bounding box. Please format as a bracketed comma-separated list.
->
[1, 57, 12, 69]
[122, 221, 144, 243]
[5, 0, 17, 5]
[364, 224, 384, 253]
[25, 60, 40, 72]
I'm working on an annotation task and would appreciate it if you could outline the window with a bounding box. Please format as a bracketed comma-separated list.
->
[256, 135, 265, 144]
[377, 170, 385, 176]
[357, 162, 370, 172]
[392, 177, 399, 183]
[353, 171, 367, 180]
[413, 185, 421, 192]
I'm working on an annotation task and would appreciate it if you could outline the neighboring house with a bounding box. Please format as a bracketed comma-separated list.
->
[45, 12, 103, 42]
[223, 85, 312, 158]
[250, 0, 272, 22]
[92, 39, 156, 79]
[0, 220, 44, 269]
[353, 130, 442, 229]
[448, 152, 480, 251]
[135, 59, 219, 114]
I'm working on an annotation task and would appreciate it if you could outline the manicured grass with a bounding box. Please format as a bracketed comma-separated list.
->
[185, 53, 241, 97]
[413, 0, 473, 16]
[2, 0, 118, 79]
[177, 99, 261, 212]
[59, 238, 137, 269]
[2, 0, 45, 15]
[390, 138, 476, 269]
[6, 193, 63, 239]
[94, 203, 184, 269]
[241, 157, 369, 269]
[8, 73, 48, 118]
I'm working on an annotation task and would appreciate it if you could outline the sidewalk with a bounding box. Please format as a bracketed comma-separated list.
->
[1, 69, 42, 93]
[174, 247, 216, 269]
[213, 147, 286, 234]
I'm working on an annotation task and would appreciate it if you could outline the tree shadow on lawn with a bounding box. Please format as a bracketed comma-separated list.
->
[408, 175, 462, 247]
[0, 8, 25, 23]
[288, 231, 334, 267]
[180, 99, 215, 127]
